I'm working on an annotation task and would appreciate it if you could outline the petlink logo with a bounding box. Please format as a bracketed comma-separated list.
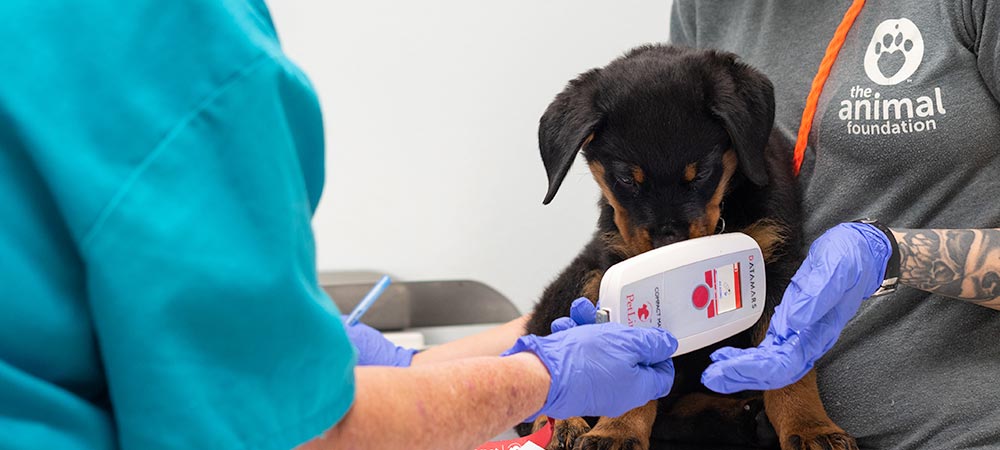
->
[625, 294, 636, 327]
[838, 17, 945, 137]
[623, 281, 662, 327]
[637, 303, 651, 322]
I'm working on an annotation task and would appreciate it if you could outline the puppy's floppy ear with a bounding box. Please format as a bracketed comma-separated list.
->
[539, 68, 603, 204]
[708, 54, 775, 187]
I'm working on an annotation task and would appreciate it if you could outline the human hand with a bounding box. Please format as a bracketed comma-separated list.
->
[341, 317, 418, 367]
[503, 322, 677, 420]
[701, 222, 892, 393]
[549, 298, 598, 333]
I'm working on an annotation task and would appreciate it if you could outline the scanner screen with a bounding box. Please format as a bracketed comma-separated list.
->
[711, 262, 742, 315]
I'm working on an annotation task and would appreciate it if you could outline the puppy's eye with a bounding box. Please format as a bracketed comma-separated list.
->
[616, 175, 635, 187]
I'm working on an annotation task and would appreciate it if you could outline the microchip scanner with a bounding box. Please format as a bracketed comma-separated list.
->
[596, 233, 765, 357]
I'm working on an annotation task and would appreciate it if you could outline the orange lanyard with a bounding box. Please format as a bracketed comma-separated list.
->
[792, 0, 866, 176]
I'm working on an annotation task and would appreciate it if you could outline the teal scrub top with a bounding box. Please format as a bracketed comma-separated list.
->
[0, 1, 357, 448]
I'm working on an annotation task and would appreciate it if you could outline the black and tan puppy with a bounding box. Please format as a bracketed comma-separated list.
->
[520, 45, 857, 450]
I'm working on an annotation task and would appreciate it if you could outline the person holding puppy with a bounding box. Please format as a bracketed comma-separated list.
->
[673, 2, 1000, 449]
[0, 2, 677, 450]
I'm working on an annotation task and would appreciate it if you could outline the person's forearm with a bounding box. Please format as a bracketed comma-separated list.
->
[891, 228, 1000, 309]
[304, 353, 548, 450]
[411, 314, 530, 365]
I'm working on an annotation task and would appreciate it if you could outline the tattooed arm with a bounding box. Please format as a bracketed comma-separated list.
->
[890, 228, 1000, 310]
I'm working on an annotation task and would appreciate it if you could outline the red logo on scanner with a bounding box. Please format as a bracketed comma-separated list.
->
[637, 304, 651, 321]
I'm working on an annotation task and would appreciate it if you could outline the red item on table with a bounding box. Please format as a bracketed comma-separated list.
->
[475, 420, 552, 450]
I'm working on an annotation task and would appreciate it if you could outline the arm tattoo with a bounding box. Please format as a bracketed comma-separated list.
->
[891, 228, 1000, 309]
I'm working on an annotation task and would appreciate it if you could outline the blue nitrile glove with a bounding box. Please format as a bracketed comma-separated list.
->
[503, 323, 677, 420]
[341, 316, 419, 367]
[549, 298, 599, 333]
[701, 222, 893, 393]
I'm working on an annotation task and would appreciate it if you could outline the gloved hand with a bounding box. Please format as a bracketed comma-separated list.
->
[702, 222, 893, 393]
[549, 298, 598, 333]
[341, 316, 418, 367]
[503, 322, 677, 420]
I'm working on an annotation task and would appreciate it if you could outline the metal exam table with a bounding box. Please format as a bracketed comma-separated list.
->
[321, 272, 522, 347]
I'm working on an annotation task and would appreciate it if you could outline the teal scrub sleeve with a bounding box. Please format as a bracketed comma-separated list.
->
[79, 55, 356, 450]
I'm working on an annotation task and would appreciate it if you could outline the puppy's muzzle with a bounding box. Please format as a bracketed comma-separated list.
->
[651, 223, 689, 248]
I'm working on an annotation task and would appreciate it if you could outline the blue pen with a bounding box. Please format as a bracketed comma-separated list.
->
[345, 275, 392, 326]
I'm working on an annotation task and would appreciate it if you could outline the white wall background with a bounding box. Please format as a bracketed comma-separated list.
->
[268, 1, 673, 313]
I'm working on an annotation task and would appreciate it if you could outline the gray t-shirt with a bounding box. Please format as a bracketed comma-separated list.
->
[672, 1, 1000, 449]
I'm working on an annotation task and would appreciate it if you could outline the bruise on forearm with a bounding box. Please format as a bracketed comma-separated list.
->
[891, 228, 1000, 309]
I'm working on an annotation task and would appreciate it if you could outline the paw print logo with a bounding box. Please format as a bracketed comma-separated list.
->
[864, 18, 924, 85]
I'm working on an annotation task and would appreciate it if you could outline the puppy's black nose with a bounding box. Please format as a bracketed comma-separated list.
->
[658, 224, 678, 235]
[652, 224, 688, 248]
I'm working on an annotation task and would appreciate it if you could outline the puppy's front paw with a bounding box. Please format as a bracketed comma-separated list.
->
[547, 417, 592, 450]
[784, 428, 858, 450]
[573, 430, 648, 450]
